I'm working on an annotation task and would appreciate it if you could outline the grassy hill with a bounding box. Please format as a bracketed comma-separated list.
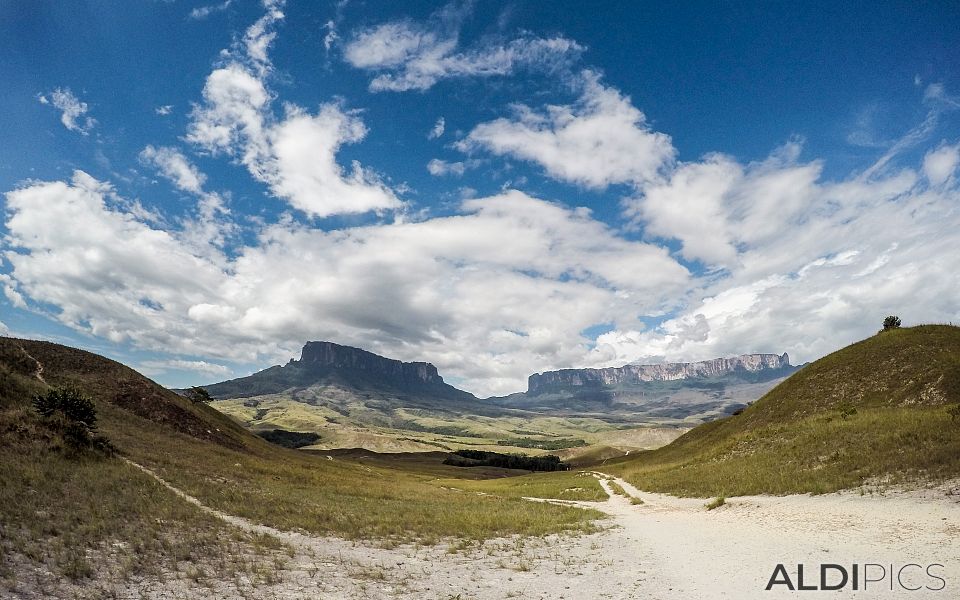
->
[0, 337, 604, 596]
[0, 337, 289, 595]
[604, 325, 960, 496]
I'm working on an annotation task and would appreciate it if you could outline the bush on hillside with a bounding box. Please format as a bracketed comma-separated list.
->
[32, 387, 114, 455]
[186, 386, 213, 403]
[883, 315, 902, 330]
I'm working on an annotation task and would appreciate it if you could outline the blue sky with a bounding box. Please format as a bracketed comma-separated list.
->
[1, 1, 959, 396]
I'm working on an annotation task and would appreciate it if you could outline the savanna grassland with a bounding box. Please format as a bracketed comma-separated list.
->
[0, 337, 605, 595]
[211, 394, 684, 456]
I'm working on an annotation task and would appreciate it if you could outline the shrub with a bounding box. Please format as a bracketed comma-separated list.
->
[883, 315, 902, 330]
[33, 387, 97, 428]
[32, 387, 113, 454]
[186, 386, 213, 403]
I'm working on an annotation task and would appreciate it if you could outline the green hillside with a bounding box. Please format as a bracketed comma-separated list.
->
[0, 337, 603, 595]
[604, 325, 960, 496]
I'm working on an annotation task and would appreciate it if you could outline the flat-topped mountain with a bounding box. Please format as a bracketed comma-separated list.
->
[528, 353, 793, 395]
[202, 341, 476, 404]
[299, 341, 445, 387]
[494, 352, 801, 420]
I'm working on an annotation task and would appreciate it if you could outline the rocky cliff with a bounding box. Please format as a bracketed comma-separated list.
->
[527, 353, 792, 395]
[202, 341, 473, 402]
[299, 341, 444, 387]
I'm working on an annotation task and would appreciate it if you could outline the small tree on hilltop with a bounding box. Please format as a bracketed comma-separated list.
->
[186, 386, 213, 403]
[882, 315, 901, 331]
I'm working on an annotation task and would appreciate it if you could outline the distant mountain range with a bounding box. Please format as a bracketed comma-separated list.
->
[199, 342, 801, 426]
[492, 352, 801, 419]
[527, 353, 793, 393]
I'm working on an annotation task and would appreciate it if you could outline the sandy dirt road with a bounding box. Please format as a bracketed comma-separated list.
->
[561, 473, 960, 599]
[30, 463, 960, 599]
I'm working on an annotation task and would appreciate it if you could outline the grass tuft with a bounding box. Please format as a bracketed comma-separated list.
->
[705, 496, 726, 510]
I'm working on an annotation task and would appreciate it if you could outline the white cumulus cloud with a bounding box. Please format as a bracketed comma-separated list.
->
[186, 7, 400, 218]
[457, 71, 675, 189]
[624, 142, 821, 267]
[590, 158, 960, 369]
[3, 173, 690, 396]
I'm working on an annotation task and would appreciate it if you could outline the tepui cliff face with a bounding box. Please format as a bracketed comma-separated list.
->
[202, 340, 476, 402]
[299, 341, 444, 386]
[527, 353, 792, 395]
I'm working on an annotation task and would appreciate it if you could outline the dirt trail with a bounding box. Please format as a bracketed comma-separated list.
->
[579, 472, 960, 599]
[123, 459, 296, 539]
[110, 461, 960, 599]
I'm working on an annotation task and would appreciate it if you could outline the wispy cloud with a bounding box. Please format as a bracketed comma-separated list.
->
[38, 88, 96, 134]
[343, 2, 583, 92]
[860, 83, 960, 180]
[428, 117, 446, 139]
[139, 145, 206, 194]
[427, 158, 465, 176]
[923, 142, 960, 185]
[141, 359, 231, 377]
[188, 0, 233, 20]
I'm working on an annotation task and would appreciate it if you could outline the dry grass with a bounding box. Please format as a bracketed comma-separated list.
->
[118, 424, 602, 544]
[0, 405, 289, 597]
[434, 470, 607, 502]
